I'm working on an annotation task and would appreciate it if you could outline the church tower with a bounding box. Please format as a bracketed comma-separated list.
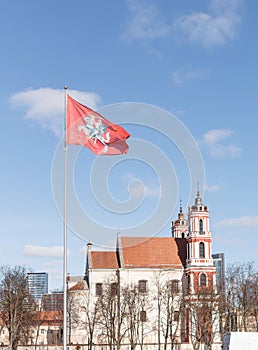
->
[185, 190, 216, 293]
[171, 201, 188, 238]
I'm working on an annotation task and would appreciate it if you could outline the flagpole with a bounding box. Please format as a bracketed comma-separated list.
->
[63, 86, 68, 350]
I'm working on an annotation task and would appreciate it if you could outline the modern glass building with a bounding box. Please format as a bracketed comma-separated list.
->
[212, 253, 225, 291]
[27, 272, 48, 301]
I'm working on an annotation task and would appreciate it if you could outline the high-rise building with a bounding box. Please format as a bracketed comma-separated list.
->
[212, 253, 225, 291]
[27, 272, 48, 301]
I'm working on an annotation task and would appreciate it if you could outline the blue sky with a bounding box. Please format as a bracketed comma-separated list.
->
[0, 0, 257, 290]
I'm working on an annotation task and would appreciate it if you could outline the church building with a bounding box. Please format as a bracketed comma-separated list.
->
[84, 191, 221, 350]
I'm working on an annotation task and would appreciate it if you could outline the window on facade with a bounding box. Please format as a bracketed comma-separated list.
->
[174, 311, 180, 322]
[138, 280, 147, 293]
[41, 329, 44, 334]
[111, 282, 118, 296]
[170, 279, 179, 293]
[199, 242, 205, 258]
[95, 283, 103, 296]
[140, 310, 147, 322]
[200, 273, 207, 286]
[199, 219, 204, 234]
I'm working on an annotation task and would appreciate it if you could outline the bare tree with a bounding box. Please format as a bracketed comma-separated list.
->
[97, 279, 129, 350]
[121, 285, 140, 350]
[78, 291, 102, 349]
[67, 290, 81, 345]
[32, 305, 48, 349]
[224, 261, 258, 332]
[151, 273, 184, 350]
[161, 281, 183, 350]
[185, 283, 220, 350]
[249, 272, 258, 331]
[0, 265, 36, 350]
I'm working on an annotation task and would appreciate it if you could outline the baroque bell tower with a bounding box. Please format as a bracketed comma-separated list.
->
[185, 190, 216, 293]
[171, 200, 188, 238]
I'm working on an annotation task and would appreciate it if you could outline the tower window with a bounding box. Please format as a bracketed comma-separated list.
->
[199, 242, 205, 258]
[199, 273, 207, 286]
[199, 219, 204, 234]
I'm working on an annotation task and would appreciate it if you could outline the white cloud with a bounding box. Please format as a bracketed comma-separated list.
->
[130, 182, 160, 198]
[203, 129, 233, 145]
[122, 0, 169, 42]
[205, 182, 225, 193]
[172, 67, 209, 85]
[201, 128, 242, 158]
[10, 87, 101, 136]
[123, 173, 161, 198]
[209, 143, 242, 158]
[122, 0, 242, 51]
[215, 216, 258, 228]
[173, 0, 242, 49]
[23, 245, 68, 258]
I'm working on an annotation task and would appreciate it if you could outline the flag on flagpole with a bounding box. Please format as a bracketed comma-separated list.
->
[66, 95, 130, 155]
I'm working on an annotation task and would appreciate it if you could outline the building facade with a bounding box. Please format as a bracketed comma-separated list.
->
[82, 191, 221, 350]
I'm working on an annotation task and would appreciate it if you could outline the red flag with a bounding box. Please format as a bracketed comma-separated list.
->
[66, 95, 130, 155]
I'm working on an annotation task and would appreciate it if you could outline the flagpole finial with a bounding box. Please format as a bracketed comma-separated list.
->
[64, 86, 68, 90]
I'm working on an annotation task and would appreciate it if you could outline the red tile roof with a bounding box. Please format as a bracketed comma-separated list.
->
[89, 237, 186, 269]
[121, 237, 186, 268]
[69, 280, 86, 291]
[91, 251, 119, 269]
[34, 310, 63, 325]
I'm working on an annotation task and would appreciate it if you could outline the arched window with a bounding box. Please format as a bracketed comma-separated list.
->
[199, 273, 207, 286]
[199, 242, 205, 258]
[199, 219, 204, 234]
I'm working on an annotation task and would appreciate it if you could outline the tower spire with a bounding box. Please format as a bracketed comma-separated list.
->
[195, 182, 202, 205]
[171, 198, 188, 238]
